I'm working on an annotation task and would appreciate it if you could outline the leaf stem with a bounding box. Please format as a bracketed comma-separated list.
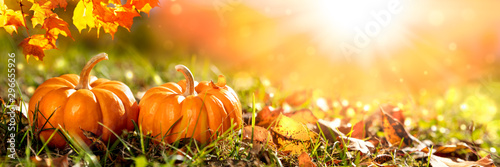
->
[18, 1, 30, 36]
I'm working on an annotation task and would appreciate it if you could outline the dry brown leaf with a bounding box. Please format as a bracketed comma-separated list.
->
[242, 125, 273, 144]
[256, 106, 283, 128]
[422, 142, 479, 161]
[285, 109, 318, 124]
[338, 119, 366, 139]
[379, 104, 405, 123]
[337, 136, 375, 155]
[313, 119, 345, 143]
[241, 125, 275, 153]
[80, 127, 107, 152]
[284, 90, 312, 107]
[30, 154, 69, 167]
[430, 154, 496, 167]
[381, 110, 413, 147]
[298, 152, 317, 167]
[270, 114, 318, 155]
[373, 154, 393, 165]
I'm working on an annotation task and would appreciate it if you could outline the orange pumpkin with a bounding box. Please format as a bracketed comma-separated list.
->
[138, 65, 242, 144]
[28, 53, 138, 148]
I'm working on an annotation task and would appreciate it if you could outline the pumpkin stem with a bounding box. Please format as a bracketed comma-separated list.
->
[210, 75, 227, 88]
[175, 65, 196, 96]
[216, 75, 226, 87]
[75, 53, 108, 90]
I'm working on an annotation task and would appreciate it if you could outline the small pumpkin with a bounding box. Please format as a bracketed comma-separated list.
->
[139, 65, 242, 144]
[28, 53, 139, 148]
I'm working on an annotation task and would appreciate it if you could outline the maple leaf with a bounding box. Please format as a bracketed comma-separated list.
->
[43, 14, 72, 39]
[115, 6, 140, 31]
[73, 0, 95, 33]
[19, 34, 57, 61]
[96, 20, 119, 38]
[0, 5, 26, 35]
[50, 0, 68, 9]
[126, 0, 159, 15]
[30, 0, 54, 27]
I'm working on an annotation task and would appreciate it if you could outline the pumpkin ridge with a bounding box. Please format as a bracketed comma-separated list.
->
[92, 88, 126, 142]
[63, 89, 102, 145]
[37, 87, 75, 147]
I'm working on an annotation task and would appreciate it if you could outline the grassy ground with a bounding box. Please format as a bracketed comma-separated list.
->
[1, 33, 499, 166]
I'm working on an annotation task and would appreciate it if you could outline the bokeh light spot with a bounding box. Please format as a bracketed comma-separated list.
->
[448, 42, 457, 51]
[170, 3, 182, 15]
[428, 10, 444, 26]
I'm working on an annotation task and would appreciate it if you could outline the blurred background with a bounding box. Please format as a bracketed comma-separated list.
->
[1, 0, 500, 154]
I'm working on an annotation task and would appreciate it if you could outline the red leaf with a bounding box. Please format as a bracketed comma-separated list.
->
[126, 0, 160, 15]
[43, 14, 72, 39]
[19, 34, 56, 61]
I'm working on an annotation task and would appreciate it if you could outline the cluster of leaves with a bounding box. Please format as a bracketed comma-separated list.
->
[237, 91, 499, 166]
[0, 0, 158, 61]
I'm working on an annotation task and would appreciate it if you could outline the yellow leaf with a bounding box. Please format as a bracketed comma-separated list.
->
[30, 0, 54, 28]
[0, 7, 26, 35]
[271, 114, 318, 155]
[73, 0, 95, 33]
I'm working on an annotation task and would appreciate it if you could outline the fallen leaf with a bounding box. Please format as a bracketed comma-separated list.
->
[381, 109, 413, 147]
[30, 154, 69, 167]
[284, 89, 312, 107]
[270, 114, 318, 155]
[373, 154, 393, 165]
[313, 119, 344, 143]
[298, 152, 317, 167]
[256, 106, 283, 128]
[241, 125, 275, 153]
[379, 104, 405, 123]
[242, 125, 273, 143]
[80, 127, 108, 152]
[430, 154, 496, 167]
[338, 119, 366, 139]
[337, 136, 375, 155]
[422, 142, 479, 161]
[285, 109, 318, 124]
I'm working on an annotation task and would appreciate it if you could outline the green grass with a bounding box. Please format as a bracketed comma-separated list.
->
[1, 42, 499, 165]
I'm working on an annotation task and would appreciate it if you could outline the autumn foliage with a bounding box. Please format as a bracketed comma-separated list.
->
[0, 0, 158, 61]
